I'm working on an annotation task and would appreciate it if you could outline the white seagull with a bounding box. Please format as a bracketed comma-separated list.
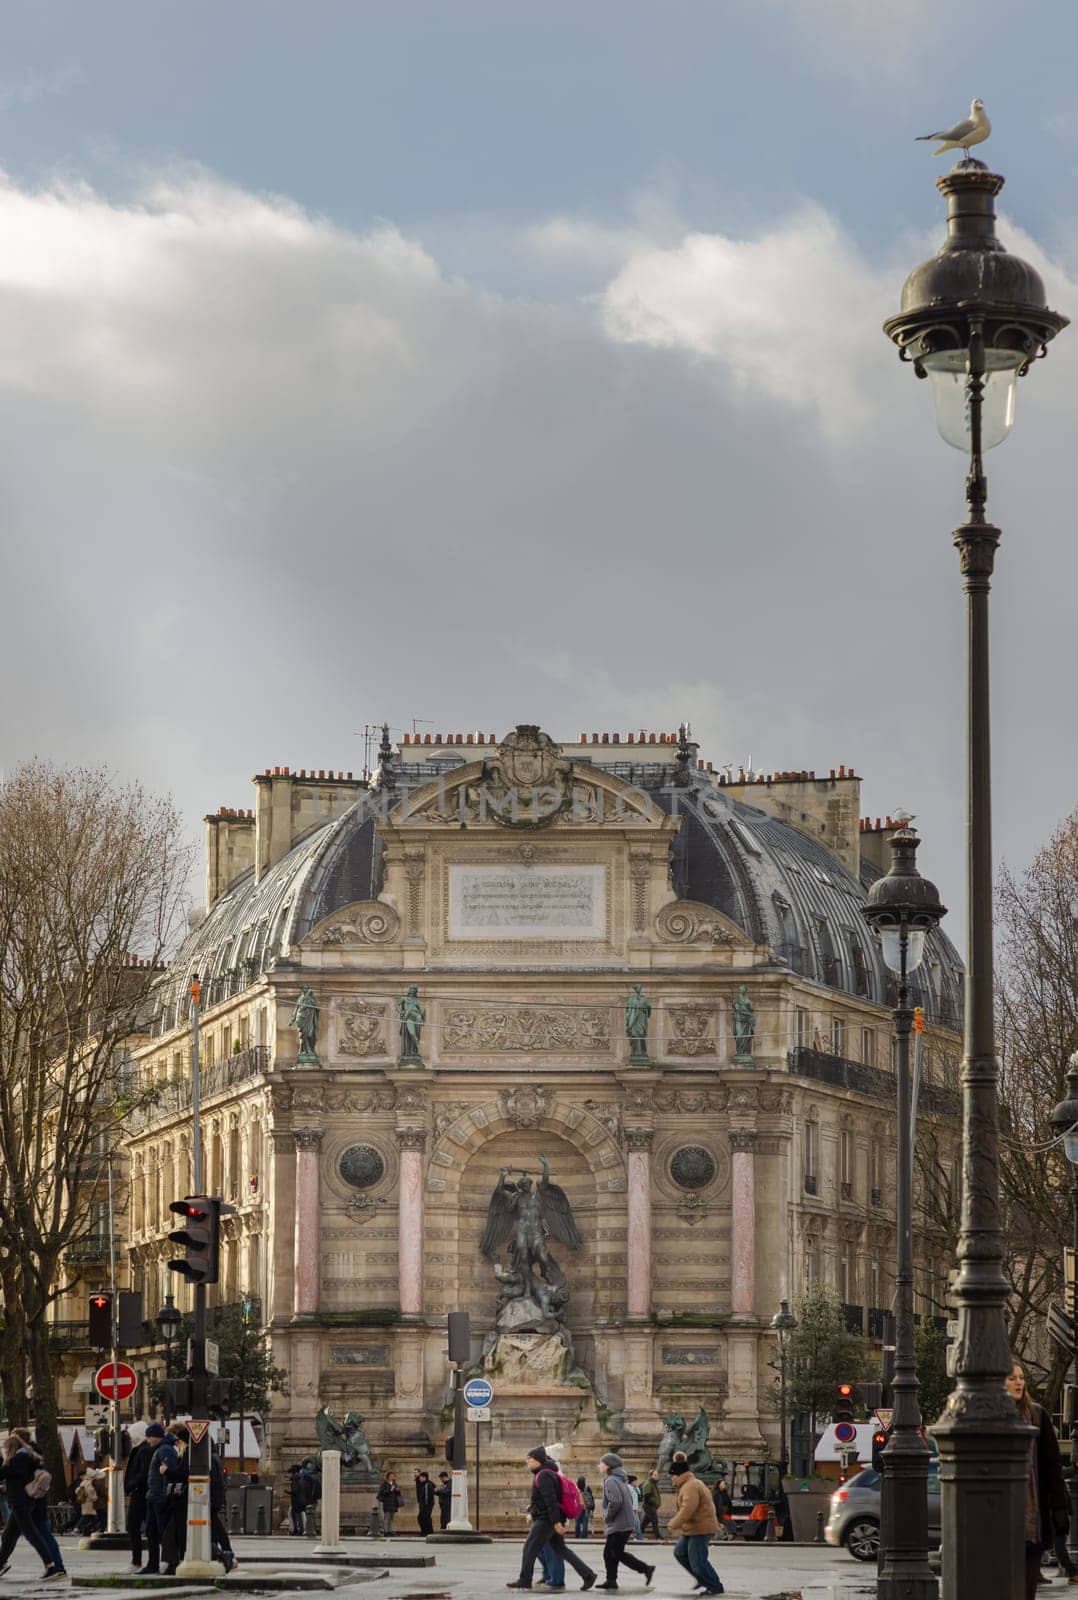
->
[917, 98, 991, 157]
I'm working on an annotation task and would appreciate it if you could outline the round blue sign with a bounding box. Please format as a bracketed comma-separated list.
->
[463, 1377, 494, 1407]
[834, 1421, 857, 1444]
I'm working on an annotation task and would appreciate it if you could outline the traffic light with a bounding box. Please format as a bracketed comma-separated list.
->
[835, 1381, 855, 1423]
[857, 1380, 883, 1412]
[167, 1195, 221, 1284]
[88, 1292, 112, 1348]
[872, 1428, 890, 1470]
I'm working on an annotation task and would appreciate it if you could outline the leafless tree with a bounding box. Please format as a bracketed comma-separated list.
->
[0, 761, 191, 1484]
[994, 809, 1077, 1401]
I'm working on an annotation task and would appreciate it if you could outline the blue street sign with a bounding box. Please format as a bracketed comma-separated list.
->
[463, 1377, 494, 1408]
[834, 1421, 857, 1444]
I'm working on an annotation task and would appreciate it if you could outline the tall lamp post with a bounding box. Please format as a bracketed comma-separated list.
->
[861, 818, 945, 1600]
[770, 1300, 797, 1476]
[1050, 1052, 1078, 1563]
[883, 150, 1066, 1600]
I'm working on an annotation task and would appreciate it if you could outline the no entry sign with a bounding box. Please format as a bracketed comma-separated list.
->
[95, 1360, 137, 1402]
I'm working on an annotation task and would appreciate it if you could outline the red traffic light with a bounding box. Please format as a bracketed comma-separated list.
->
[838, 1383, 854, 1397]
[873, 1431, 888, 1446]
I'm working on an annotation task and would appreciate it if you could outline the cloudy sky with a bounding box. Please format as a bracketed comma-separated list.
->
[1, 1, 1075, 915]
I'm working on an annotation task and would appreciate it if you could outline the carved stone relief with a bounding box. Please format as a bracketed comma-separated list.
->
[317, 902, 401, 945]
[441, 1004, 611, 1052]
[501, 1085, 550, 1127]
[655, 900, 738, 946]
[666, 1002, 717, 1056]
[336, 1000, 388, 1057]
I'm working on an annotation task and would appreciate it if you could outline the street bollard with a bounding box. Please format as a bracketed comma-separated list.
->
[815, 1510, 825, 1543]
[314, 1450, 344, 1555]
[765, 1507, 776, 1542]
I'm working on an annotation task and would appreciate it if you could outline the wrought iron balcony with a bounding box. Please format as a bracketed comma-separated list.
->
[123, 1045, 270, 1132]
[786, 1045, 960, 1119]
[47, 1320, 91, 1348]
[64, 1234, 117, 1263]
[843, 1303, 865, 1334]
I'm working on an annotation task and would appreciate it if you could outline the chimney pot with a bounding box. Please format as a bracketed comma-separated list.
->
[839, 764, 846, 777]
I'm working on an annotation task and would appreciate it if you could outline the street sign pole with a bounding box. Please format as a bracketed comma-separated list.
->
[106, 1151, 123, 1536]
[475, 1420, 480, 1534]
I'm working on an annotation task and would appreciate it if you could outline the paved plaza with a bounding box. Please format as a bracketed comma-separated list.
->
[0, 1531, 881, 1600]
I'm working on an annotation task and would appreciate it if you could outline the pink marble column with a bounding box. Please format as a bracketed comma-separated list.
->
[397, 1128, 426, 1316]
[293, 1129, 323, 1317]
[729, 1130, 756, 1319]
[626, 1127, 654, 1318]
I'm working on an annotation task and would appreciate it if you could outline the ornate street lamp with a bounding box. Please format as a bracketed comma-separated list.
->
[769, 1299, 797, 1479]
[1050, 1053, 1078, 1567]
[862, 817, 945, 1600]
[155, 1292, 181, 1422]
[884, 151, 1066, 1600]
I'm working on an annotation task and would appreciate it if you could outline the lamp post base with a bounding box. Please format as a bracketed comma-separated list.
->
[934, 1409, 1031, 1600]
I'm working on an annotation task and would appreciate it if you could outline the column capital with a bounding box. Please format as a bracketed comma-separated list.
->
[729, 1129, 758, 1154]
[625, 1126, 655, 1152]
[396, 1126, 427, 1152]
[293, 1127, 324, 1151]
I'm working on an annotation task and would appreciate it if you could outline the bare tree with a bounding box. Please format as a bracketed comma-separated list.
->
[0, 761, 191, 1485]
[995, 809, 1078, 1401]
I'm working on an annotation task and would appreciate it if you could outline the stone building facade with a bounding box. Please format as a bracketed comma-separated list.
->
[117, 725, 963, 1487]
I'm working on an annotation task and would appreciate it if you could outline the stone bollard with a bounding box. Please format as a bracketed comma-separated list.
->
[765, 1506, 776, 1542]
[314, 1450, 344, 1555]
[815, 1509, 825, 1543]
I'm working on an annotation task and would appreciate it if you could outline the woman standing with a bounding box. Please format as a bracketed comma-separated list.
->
[377, 1470, 403, 1537]
[1006, 1362, 1069, 1600]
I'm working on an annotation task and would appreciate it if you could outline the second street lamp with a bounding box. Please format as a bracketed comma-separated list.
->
[883, 145, 1066, 1600]
[1050, 1052, 1078, 1568]
[770, 1299, 797, 1478]
[862, 817, 945, 1600]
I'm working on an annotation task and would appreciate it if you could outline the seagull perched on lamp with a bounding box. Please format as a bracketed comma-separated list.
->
[917, 98, 991, 157]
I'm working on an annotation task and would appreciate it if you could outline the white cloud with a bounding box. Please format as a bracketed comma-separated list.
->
[0, 64, 81, 113]
[600, 209, 893, 441]
[0, 165, 1073, 900]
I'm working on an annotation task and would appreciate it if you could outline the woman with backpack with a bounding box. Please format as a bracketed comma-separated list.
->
[0, 1430, 65, 1578]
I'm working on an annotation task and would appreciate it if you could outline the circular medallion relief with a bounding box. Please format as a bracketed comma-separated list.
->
[669, 1145, 717, 1191]
[338, 1144, 386, 1191]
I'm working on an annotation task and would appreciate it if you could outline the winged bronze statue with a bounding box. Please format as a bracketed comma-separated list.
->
[480, 1154, 581, 1319]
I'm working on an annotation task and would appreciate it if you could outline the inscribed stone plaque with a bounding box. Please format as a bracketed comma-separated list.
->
[329, 1345, 389, 1366]
[662, 1346, 723, 1366]
[448, 863, 606, 941]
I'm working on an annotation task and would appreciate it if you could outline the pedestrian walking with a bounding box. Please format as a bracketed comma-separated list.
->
[377, 1470, 403, 1536]
[1006, 1363, 1070, 1599]
[639, 1470, 661, 1540]
[377, 1470, 402, 1536]
[209, 1453, 236, 1572]
[596, 1453, 654, 1591]
[437, 1470, 453, 1530]
[125, 1422, 163, 1569]
[574, 1477, 594, 1540]
[160, 1425, 189, 1573]
[710, 1476, 733, 1541]
[667, 1453, 723, 1596]
[0, 1431, 64, 1578]
[74, 1467, 99, 1536]
[288, 1465, 307, 1535]
[415, 1470, 435, 1536]
[505, 1445, 597, 1591]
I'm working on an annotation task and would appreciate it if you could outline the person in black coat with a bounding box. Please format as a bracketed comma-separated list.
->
[506, 1445, 597, 1591]
[126, 1423, 164, 1569]
[0, 1435, 60, 1576]
[376, 1470, 403, 1536]
[436, 1472, 452, 1530]
[414, 1470, 435, 1536]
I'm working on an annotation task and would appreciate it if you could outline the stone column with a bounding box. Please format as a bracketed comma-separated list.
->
[292, 1129, 323, 1317]
[625, 1127, 654, 1319]
[397, 1127, 426, 1317]
[729, 1130, 757, 1321]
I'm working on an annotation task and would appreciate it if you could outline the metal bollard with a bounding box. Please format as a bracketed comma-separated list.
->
[815, 1509, 825, 1543]
[255, 1502, 267, 1536]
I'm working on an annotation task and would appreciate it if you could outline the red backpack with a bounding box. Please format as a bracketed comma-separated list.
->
[557, 1473, 585, 1520]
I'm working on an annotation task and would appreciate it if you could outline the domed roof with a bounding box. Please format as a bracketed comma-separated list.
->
[149, 754, 962, 1035]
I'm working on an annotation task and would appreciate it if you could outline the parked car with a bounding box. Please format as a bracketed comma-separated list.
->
[824, 1464, 941, 1561]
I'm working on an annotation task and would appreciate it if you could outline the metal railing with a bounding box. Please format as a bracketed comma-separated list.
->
[47, 1320, 91, 1348]
[786, 1045, 960, 1119]
[64, 1234, 117, 1263]
[122, 1045, 270, 1132]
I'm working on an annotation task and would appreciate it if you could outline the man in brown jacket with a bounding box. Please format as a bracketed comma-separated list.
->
[666, 1454, 724, 1596]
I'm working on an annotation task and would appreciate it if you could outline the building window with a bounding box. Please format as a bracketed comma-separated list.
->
[840, 1127, 853, 1200]
[871, 1140, 883, 1205]
[804, 1114, 818, 1195]
[849, 932, 870, 996]
[795, 1007, 809, 1048]
[870, 1254, 881, 1308]
[832, 1016, 846, 1056]
[861, 1027, 875, 1066]
[841, 1242, 854, 1303]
